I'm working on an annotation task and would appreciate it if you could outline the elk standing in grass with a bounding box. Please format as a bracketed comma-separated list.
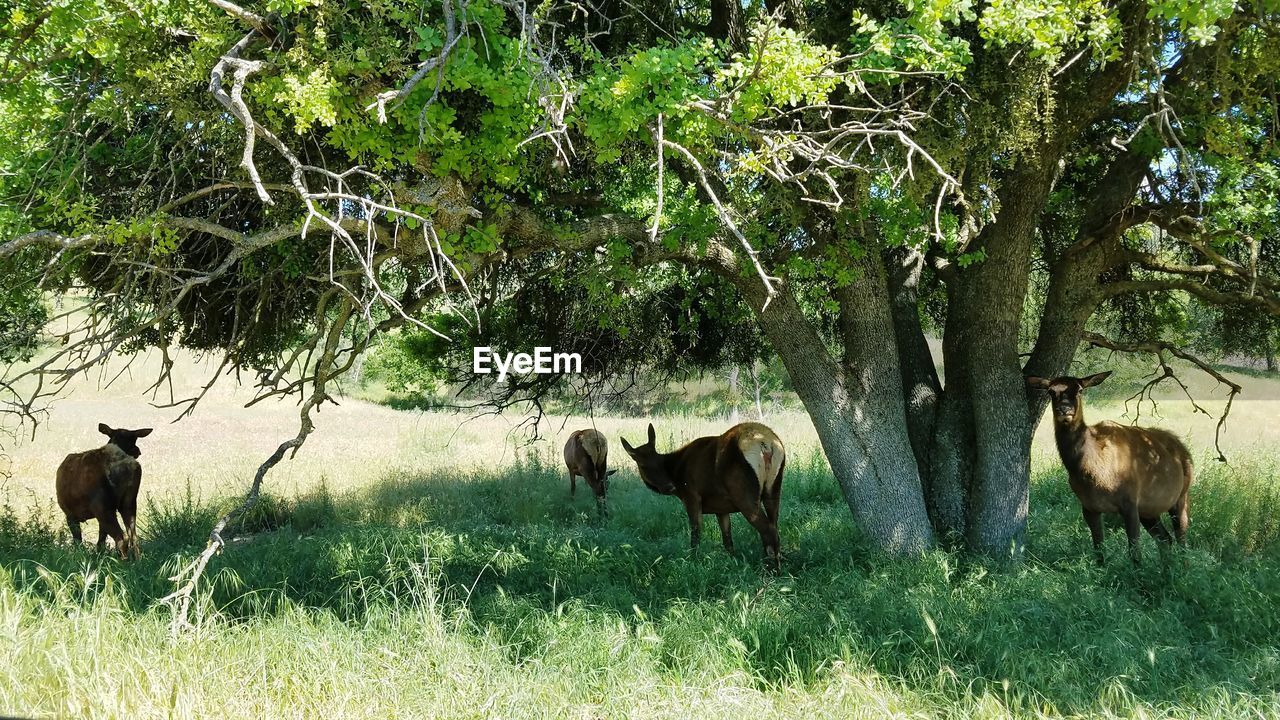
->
[621, 422, 785, 569]
[1026, 372, 1194, 564]
[56, 424, 153, 559]
[564, 429, 616, 517]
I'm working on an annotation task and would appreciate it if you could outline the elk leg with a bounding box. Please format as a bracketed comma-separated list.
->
[1141, 516, 1173, 544]
[1082, 508, 1105, 566]
[1170, 494, 1189, 545]
[65, 516, 83, 546]
[97, 513, 126, 558]
[121, 513, 140, 560]
[1122, 505, 1143, 565]
[742, 507, 780, 572]
[569, 471, 577, 498]
[1141, 515, 1176, 570]
[684, 500, 703, 554]
[119, 494, 140, 560]
[717, 514, 735, 554]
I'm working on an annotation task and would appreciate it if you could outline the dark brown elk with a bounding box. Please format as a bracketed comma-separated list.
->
[564, 428, 616, 517]
[621, 422, 785, 569]
[56, 424, 153, 559]
[1026, 372, 1194, 564]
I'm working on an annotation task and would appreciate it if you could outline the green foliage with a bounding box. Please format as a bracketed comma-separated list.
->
[362, 259, 767, 411]
[3, 0, 1278, 419]
[273, 65, 341, 133]
[1146, 0, 1239, 43]
[979, 0, 1122, 61]
[0, 270, 47, 364]
[850, 0, 975, 76]
[720, 23, 841, 113]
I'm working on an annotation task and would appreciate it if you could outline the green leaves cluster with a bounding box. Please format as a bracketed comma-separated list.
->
[3, 0, 1277, 377]
[978, 0, 1121, 62]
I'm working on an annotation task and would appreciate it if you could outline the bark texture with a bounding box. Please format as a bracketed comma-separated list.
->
[948, 159, 1054, 555]
[732, 261, 935, 552]
[886, 247, 942, 472]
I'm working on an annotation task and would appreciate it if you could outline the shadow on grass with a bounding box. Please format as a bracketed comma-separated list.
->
[2, 452, 1279, 714]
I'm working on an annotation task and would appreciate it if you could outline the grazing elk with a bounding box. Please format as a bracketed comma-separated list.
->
[621, 422, 785, 569]
[56, 424, 153, 559]
[564, 428, 617, 517]
[1026, 372, 1194, 565]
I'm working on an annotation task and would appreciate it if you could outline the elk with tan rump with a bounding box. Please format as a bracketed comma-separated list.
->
[1026, 372, 1194, 564]
[621, 422, 785, 570]
[563, 428, 617, 517]
[56, 423, 153, 560]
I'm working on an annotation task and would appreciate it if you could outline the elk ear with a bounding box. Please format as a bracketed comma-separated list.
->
[646, 423, 656, 446]
[98, 423, 114, 436]
[1025, 377, 1051, 390]
[132, 428, 154, 438]
[1080, 371, 1112, 389]
[606, 469, 618, 477]
[620, 436, 635, 453]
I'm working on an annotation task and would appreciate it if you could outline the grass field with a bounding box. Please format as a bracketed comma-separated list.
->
[1, 349, 1279, 718]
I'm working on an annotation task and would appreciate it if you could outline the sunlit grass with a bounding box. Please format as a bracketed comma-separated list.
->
[2, 445, 1279, 718]
[2, 348, 1279, 718]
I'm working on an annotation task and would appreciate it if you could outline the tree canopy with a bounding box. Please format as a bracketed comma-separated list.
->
[3, 0, 1279, 569]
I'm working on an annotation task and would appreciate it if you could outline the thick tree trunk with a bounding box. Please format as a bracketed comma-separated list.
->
[886, 248, 941, 471]
[944, 160, 1055, 556]
[1021, 249, 1105, 423]
[925, 313, 975, 544]
[733, 262, 934, 552]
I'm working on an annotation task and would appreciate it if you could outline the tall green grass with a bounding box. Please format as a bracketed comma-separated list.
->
[2, 450, 1278, 718]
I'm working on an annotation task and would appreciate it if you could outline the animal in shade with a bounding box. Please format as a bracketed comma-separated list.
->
[621, 422, 785, 569]
[56, 424, 152, 559]
[563, 428, 616, 517]
[1026, 372, 1194, 564]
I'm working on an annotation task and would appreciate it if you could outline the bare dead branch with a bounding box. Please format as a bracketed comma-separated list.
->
[0, 231, 97, 260]
[1081, 331, 1241, 462]
[649, 112, 664, 242]
[662, 138, 780, 308]
[207, 0, 274, 38]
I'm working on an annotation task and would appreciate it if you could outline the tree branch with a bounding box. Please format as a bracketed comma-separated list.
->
[1081, 331, 1241, 462]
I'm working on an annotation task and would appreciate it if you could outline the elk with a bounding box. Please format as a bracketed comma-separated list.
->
[621, 422, 785, 569]
[563, 428, 617, 517]
[56, 424, 153, 559]
[1026, 372, 1194, 565]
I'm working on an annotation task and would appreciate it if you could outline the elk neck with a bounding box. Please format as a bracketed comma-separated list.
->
[654, 449, 689, 491]
[1051, 407, 1090, 476]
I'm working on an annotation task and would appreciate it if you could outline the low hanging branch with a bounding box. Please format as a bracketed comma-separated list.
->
[660, 137, 781, 309]
[160, 296, 354, 631]
[159, 414, 311, 631]
[1081, 331, 1241, 462]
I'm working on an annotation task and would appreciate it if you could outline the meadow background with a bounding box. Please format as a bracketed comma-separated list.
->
[1, 347, 1278, 719]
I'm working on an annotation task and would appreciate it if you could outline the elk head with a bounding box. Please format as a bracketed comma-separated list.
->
[1025, 371, 1112, 425]
[99, 424, 153, 459]
[620, 423, 677, 495]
